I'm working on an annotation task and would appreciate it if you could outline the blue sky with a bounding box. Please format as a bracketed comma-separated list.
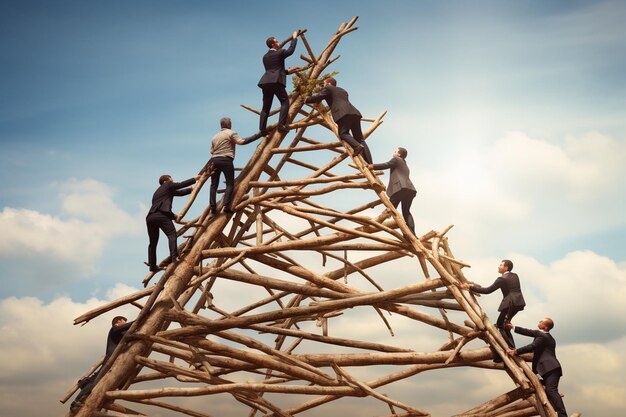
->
[1, 1, 626, 416]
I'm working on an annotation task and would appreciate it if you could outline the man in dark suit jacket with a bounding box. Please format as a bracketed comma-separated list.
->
[462, 259, 526, 349]
[368, 147, 417, 235]
[71, 316, 134, 411]
[506, 318, 568, 417]
[305, 77, 373, 164]
[146, 174, 199, 272]
[258, 31, 298, 134]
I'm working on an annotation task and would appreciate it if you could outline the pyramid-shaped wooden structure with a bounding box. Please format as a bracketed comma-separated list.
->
[64, 17, 563, 417]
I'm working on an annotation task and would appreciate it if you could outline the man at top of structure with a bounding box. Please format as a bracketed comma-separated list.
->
[304, 77, 373, 164]
[257, 31, 298, 135]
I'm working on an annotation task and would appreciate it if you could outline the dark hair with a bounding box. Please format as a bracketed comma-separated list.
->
[111, 315, 127, 326]
[397, 147, 408, 159]
[501, 259, 514, 272]
[325, 77, 337, 86]
[220, 117, 231, 128]
[266, 37, 276, 48]
[159, 175, 171, 185]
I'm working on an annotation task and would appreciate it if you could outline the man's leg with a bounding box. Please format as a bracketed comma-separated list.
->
[160, 217, 179, 261]
[348, 116, 372, 163]
[495, 310, 514, 350]
[222, 160, 235, 209]
[543, 370, 568, 417]
[389, 190, 416, 235]
[337, 116, 360, 149]
[389, 193, 401, 209]
[146, 216, 160, 271]
[72, 370, 99, 408]
[275, 86, 290, 127]
[399, 190, 416, 235]
[259, 86, 275, 133]
[504, 306, 523, 348]
[209, 165, 222, 209]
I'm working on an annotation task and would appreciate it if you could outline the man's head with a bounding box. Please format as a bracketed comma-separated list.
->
[266, 36, 279, 49]
[111, 316, 127, 327]
[220, 117, 232, 129]
[324, 77, 337, 87]
[159, 175, 172, 185]
[394, 147, 408, 159]
[538, 317, 554, 331]
[498, 259, 514, 273]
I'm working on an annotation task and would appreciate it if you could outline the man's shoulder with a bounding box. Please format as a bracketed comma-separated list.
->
[212, 129, 230, 141]
[504, 272, 520, 281]
[326, 85, 345, 93]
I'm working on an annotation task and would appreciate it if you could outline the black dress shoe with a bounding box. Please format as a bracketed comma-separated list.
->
[70, 400, 83, 412]
[145, 261, 159, 272]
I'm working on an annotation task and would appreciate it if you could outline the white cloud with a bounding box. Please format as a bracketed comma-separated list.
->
[0, 289, 139, 417]
[409, 131, 626, 257]
[0, 179, 142, 281]
[491, 131, 626, 201]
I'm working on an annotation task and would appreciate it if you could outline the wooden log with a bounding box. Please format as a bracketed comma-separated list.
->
[74, 288, 153, 325]
[215, 268, 347, 299]
[332, 364, 429, 415]
[106, 383, 369, 400]
[291, 347, 494, 367]
[249, 171, 370, 188]
[246, 322, 414, 353]
[157, 279, 449, 340]
[126, 398, 216, 417]
[59, 356, 104, 403]
[299, 32, 317, 64]
[271, 142, 342, 153]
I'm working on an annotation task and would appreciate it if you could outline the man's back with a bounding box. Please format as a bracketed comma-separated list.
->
[372, 156, 416, 196]
[258, 39, 297, 86]
[148, 179, 195, 216]
[306, 84, 361, 121]
[515, 327, 561, 376]
[104, 321, 133, 362]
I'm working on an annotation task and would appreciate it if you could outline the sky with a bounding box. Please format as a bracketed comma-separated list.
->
[1, 1, 625, 416]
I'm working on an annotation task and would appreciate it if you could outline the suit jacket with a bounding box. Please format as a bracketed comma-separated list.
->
[371, 156, 416, 197]
[258, 38, 297, 87]
[147, 178, 196, 218]
[471, 272, 526, 312]
[104, 321, 133, 362]
[515, 327, 562, 377]
[305, 84, 362, 122]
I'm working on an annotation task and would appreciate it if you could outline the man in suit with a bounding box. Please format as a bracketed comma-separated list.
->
[146, 174, 199, 272]
[71, 316, 134, 411]
[367, 147, 417, 235]
[258, 31, 298, 134]
[305, 77, 373, 164]
[506, 318, 568, 417]
[462, 259, 526, 350]
[209, 117, 253, 214]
